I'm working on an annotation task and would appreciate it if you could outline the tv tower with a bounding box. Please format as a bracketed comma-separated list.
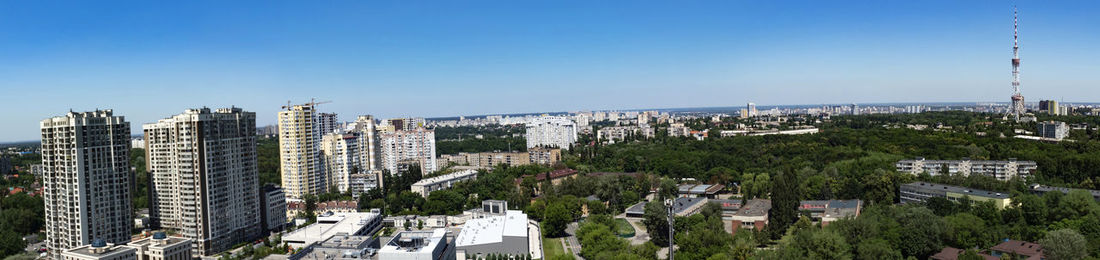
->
[1010, 6, 1024, 120]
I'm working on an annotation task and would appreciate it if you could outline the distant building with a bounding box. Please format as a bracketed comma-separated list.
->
[597, 126, 654, 144]
[525, 116, 577, 150]
[378, 229, 455, 260]
[0, 156, 10, 175]
[130, 138, 145, 149]
[1029, 184, 1100, 202]
[128, 233, 193, 260]
[316, 112, 339, 136]
[279, 104, 326, 199]
[730, 199, 771, 232]
[260, 185, 288, 233]
[350, 115, 381, 172]
[42, 110, 132, 260]
[437, 148, 561, 169]
[380, 128, 437, 174]
[900, 182, 1012, 209]
[283, 211, 383, 249]
[410, 169, 478, 197]
[1038, 100, 1059, 115]
[455, 210, 530, 258]
[895, 158, 1037, 181]
[321, 133, 359, 193]
[528, 147, 562, 166]
[676, 184, 725, 199]
[1037, 121, 1069, 140]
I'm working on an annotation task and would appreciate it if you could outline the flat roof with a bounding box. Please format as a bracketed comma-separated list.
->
[284, 212, 381, 246]
[902, 182, 1011, 199]
[670, 197, 707, 214]
[455, 210, 528, 247]
[379, 229, 447, 254]
[63, 244, 136, 258]
[414, 169, 477, 186]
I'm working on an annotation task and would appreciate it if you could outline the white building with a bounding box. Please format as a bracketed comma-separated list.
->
[260, 185, 288, 233]
[597, 126, 653, 144]
[42, 110, 132, 260]
[350, 115, 381, 172]
[895, 158, 1038, 181]
[380, 128, 437, 174]
[279, 104, 327, 199]
[130, 138, 145, 149]
[283, 211, 384, 249]
[410, 169, 478, 197]
[1038, 121, 1070, 141]
[378, 229, 455, 260]
[455, 210, 529, 257]
[525, 116, 577, 150]
[128, 233, 193, 260]
[321, 133, 359, 193]
[61, 240, 136, 260]
[143, 107, 261, 255]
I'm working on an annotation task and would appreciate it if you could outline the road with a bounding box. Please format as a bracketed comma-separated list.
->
[563, 222, 584, 260]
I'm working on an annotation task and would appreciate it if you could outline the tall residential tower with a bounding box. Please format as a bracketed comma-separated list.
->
[278, 103, 326, 199]
[144, 108, 261, 255]
[41, 110, 132, 260]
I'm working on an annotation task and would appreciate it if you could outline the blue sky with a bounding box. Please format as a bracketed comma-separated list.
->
[1, 1, 1099, 142]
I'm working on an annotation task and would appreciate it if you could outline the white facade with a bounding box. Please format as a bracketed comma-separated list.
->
[321, 133, 359, 193]
[128, 235, 193, 260]
[1038, 121, 1070, 140]
[261, 185, 287, 233]
[455, 210, 529, 257]
[61, 242, 136, 260]
[283, 211, 383, 249]
[41, 110, 132, 260]
[380, 128, 437, 174]
[525, 116, 577, 150]
[143, 108, 261, 255]
[351, 115, 381, 172]
[410, 169, 478, 197]
[279, 104, 326, 199]
[378, 229, 454, 260]
[896, 158, 1038, 181]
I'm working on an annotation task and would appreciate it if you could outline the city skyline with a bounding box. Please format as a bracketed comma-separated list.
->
[3, 1, 1100, 142]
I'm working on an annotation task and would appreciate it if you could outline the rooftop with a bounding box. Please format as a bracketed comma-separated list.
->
[990, 240, 1043, 259]
[455, 210, 528, 247]
[379, 229, 447, 254]
[902, 182, 1011, 199]
[415, 169, 478, 186]
[733, 199, 771, 217]
[283, 212, 381, 246]
[677, 184, 724, 195]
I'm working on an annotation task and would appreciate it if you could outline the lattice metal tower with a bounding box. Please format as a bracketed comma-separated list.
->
[1010, 6, 1025, 120]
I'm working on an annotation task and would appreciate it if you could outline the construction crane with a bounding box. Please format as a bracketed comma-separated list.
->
[282, 98, 332, 110]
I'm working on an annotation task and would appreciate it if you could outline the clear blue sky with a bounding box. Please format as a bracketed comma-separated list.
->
[1, 1, 1098, 142]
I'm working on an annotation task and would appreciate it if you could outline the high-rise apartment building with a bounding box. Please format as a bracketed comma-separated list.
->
[380, 128, 437, 174]
[525, 116, 577, 150]
[321, 133, 359, 192]
[316, 112, 339, 136]
[278, 104, 326, 199]
[41, 110, 133, 260]
[143, 108, 261, 255]
[350, 116, 380, 172]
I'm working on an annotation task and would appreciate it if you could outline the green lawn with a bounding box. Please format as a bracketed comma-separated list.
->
[613, 218, 636, 237]
[543, 237, 570, 259]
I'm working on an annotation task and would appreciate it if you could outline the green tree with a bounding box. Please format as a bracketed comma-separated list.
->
[0, 229, 25, 257]
[642, 202, 670, 246]
[944, 213, 987, 249]
[897, 207, 947, 258]
[542, 202, 570, 237]
[767, 170, 799, 239]
[958, 249, 984, 260]
[1039, 229, 1088, 260]
[856, 238, 901, 260]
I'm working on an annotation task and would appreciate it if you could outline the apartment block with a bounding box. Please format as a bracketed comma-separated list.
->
[278, 104, 326, 199]
[128, 233, 193, 260]
[1038, 121, 1069, 140]
[143, 107, 261, 255]
[900, 182, 1012, 209]
[321, 133, 359, 193]
[895, 158, 1037, 181]
[41, 110, 132, 260]
[259, 184, 287, 233]
[411, 169, 478, 197]
[380, 128, 437, 174]
[525, 116, 577, 150]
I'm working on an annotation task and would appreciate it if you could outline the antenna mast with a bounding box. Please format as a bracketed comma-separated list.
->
[1009, 6, 1025, 120]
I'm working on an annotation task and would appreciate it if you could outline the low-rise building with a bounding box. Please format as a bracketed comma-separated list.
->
[454, 210, 529, 258]
[730, 199, 771, 232]
[378, 229, 455, 260]
[895, 158, 1037, 181]
[900, 182, 1012, 209]
[676, 184, 725, 199]
[295, 235, 379, 260]
[1038, 121, 1070, 141]
[410, 169, 478, 197]
[990, 240, 1043, 260]
[1029, 184, 1100, 202]
[260, 185, 288, 233]
[61, 240, 136, 260]
[623, 197, 708, 218]
[283, 211, 384, 249]
[128, 233, 193, 260]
